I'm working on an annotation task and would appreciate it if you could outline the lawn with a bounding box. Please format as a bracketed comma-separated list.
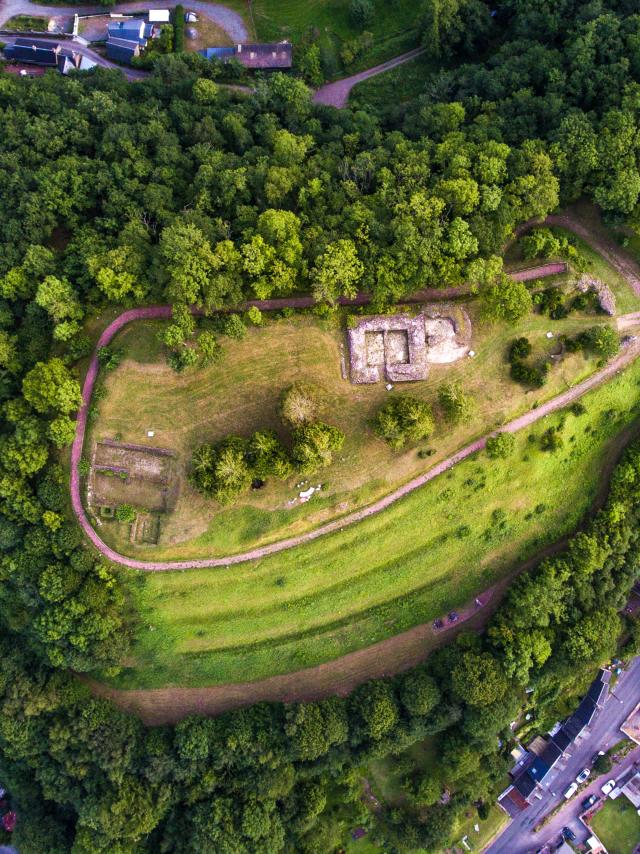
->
[107, 356, 640, 689]
[250, 0, 420, 78]
[184, 17, 234, 52]
[590, 796, 640, 854]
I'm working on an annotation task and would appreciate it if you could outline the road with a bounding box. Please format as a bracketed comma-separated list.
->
[313, 47, 425, 108]
[487, 657, 640, 854]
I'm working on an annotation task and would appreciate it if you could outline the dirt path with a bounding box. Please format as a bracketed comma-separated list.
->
[313, 47, 426, 109]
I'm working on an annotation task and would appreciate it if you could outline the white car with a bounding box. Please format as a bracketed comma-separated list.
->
[601, 779, 616, 797]
[576, 768, 591, 784]
[564, 782, 578, 799]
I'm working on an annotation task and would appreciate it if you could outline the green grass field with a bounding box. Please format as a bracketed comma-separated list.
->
[251, 0, 420, 77]
[349, 52, 437, 111]
[591, 796, 640, 854]
[108, 357, 640, 689]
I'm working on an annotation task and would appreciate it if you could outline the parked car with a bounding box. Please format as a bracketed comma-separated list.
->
[564, 782, 578, 799]
[601, 779, 616, 796]
[433, 618, 443, 630]
[582, 794, 598, 809]
[447, 611, 459, 623]
[576, 768, 591, 784]
[562, 826, 577, 841]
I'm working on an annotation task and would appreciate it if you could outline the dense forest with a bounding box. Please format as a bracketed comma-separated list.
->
[3, 0, 640, 850]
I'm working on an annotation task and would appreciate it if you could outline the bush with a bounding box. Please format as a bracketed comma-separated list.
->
[280, 382, 323, 425]
[510, 359, 548, 388]
[539, 426, 563, 452]
[115, 504, 136, 523]
[222, 313, 246, 340]
[594, 753, 613, 774]
[508, 337, 532, 362]
[167, 347, 198, 372]
[486, 432, 515, 459]
[438, 381, 474, 425]
[246, 306, 263, 326]
[374, 395, 435, 449]
[577, 325, 619, 359]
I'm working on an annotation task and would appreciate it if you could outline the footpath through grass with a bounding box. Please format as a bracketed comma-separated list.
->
[111, 358, 640, 689]
[590, 796, 640, 854]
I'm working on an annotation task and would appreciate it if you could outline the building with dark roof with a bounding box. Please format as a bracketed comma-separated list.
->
[107, 19, 150, 45]
[199, 41, 292, 69]
[3, 39, 95, 74]
[106, 37, 141, 64]
[551, 727, 572, 752]
[513, 771, 537, 799]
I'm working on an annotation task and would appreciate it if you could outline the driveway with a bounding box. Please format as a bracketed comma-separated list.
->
[0, 0, 248, 40]
[487, 657, 640, 854]
[313, 46, 425, 108]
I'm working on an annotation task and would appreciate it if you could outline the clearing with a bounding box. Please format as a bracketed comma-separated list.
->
[590, 796, 640, 854]
[87, 294, 623, 562]
[106, 356, 640, 689]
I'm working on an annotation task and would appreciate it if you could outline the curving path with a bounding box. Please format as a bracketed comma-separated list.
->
[72, 303, 640, 573]
[313, 46, 426, 108]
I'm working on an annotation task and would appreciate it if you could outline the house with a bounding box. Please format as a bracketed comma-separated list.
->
[107, 18, 151, 45]
[148, 9, 170, 23]
[3, 39, 96, 74]
[497, 667, 611, 816]
[198, 41, 292, 69]
[619, 767, 640, 808]
[106, 36, 140, 64]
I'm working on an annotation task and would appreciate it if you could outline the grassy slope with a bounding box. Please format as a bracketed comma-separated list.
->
[591, 796, 640, 854]
[349, 51, 435, 111]
[110, 357, 640, 688]
[91, 297, 623, 561]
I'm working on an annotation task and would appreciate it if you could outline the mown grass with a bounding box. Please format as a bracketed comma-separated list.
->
[93, 302, 618, 560]
[109, 357, 640, 689]
[591, 796, 640, 854]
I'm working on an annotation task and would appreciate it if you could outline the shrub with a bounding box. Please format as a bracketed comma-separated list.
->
[247, 431, 292, 479]
[438, 381, 474, 425]
[510, 359, 548, 388]
[246, 306, 263, 326]
[198, 330, 221, 366]
[280, 381, 323, 425]
[486, 432, 515, 459]
[577, 325, 619, 359]
[374, 395, 435, 449]
[115, 504, 136, 523]
[222, 313, 246, 340]
[594, 753, 613, 774]
[539, 426, 564, 452]
[508, 337, 532, 362]
[167, 347, 198, 372]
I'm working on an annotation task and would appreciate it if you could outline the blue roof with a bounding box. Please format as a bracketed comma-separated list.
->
[107, 20, 147, 44]
[199, 47, 235, 59]
[528, 756, 551, 782]
[106, 40, 138, 64]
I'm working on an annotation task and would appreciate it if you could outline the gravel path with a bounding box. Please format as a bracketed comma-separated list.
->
[313, 47, 426, 108]
[0, 0, 248, 40]
[71, 301, 640, 573]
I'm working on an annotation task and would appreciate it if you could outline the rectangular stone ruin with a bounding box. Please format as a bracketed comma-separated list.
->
[348, 314, 428, 383]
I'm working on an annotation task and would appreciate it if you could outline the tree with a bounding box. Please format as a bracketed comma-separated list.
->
[280, 382, 323, 425]
[247, 431, 292, 480]
[481, 275, 533, 323]
[311, 240, 364, 304]
[438, 381, 474, 425]
[23, 359, 82, 414]
[197, 330, 220, 366]
[48, 416, 76, 448]
[159, 221, 217, 307]
[349, 0, 374, 30]
[350, 681, 399, 741]
[374, 395, 435, 449]
[451, 651, 507, 706]
[189, 437, 252, 503]
[291, 422, 345, 474]
[486, 432, 515, 459]
[400, 669, 440, 717]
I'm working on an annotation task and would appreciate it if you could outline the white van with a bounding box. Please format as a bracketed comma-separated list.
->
[564, 782, 578, 799]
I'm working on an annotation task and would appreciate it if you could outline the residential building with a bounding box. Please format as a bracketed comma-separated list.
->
[3, 39, 95, 74]
[198, 41, 292, 69]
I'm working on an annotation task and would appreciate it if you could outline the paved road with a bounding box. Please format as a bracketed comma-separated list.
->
[0, 0, 248, 40]
[313, 47, 426, 108]
[487, 657, 640, 854]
